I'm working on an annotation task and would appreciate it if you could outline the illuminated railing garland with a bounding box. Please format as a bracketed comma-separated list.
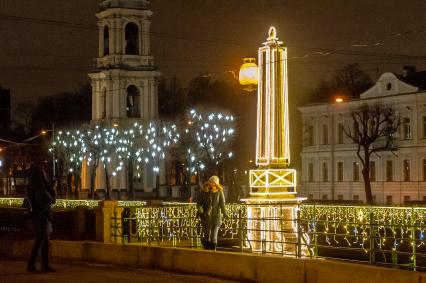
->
[115, 203, 426, 271]
[0, 198, 146, 209]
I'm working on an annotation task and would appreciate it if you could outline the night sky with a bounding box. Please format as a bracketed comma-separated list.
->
[1, 0, 426, 108]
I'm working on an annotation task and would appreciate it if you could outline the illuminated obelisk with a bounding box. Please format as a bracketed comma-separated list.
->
[243, 27, 305, 255]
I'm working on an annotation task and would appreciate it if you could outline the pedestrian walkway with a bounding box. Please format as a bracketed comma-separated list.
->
[0, 260, 239, 283]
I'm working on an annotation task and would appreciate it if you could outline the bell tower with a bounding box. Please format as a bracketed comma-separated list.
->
[84, 0, 160, 196]
[90, 0, 160, 126]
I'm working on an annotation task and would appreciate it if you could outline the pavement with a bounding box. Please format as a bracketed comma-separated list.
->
[0, 260, 240, 283]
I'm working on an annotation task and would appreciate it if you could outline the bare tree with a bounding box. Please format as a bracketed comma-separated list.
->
[344, 103, 399, 204]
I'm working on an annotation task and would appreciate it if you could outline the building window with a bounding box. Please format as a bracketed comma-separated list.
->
[353, 195, 359, 201]
[103, 25, 109, 56]
[308, 194, 314, 199]
[337, 194, 343, 201]
[337, 123, 344, 144]
[370, 161, 376, 182]
[126, 85, 140, 118]
[403, 160, 411, 181]
[125, 22, 139, 55]
[372, 195, 376, 202]
[322, 194, 328, 200]
[308, 163, 314, 182]
[404, 196, 411, 203]
[353, 121, 359, 142]
[386, 195, 393, 205]
[423, 159, 426, 181]
[423, 116, 426, 138]
[322, 162, 328, 182]
[386, 160, 393, 182]
[337, 161, 343, 182]
[353, 162, 359, 181]
[403, 117, 411, 139]
[322, 124, 328, 145]
[307, 125, 314, 146]
[423, 196, 426, 202]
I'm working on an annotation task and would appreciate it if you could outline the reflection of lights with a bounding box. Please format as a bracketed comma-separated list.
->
[0, 160, 2, 167]
[335, 97, 343, 103]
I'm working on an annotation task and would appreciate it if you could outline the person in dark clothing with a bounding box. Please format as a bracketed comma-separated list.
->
[197, 175, 228, 250]
[26, 163, 56, 273]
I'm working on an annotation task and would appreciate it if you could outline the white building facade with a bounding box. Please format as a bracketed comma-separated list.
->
[299, 71, 426, 204]
[82, 0, 161, 195]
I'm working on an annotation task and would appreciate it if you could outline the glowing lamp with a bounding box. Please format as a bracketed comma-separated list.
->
[239, 58, 258, 91]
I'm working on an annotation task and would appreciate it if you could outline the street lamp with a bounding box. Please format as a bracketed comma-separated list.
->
[238, 57, 258, 92]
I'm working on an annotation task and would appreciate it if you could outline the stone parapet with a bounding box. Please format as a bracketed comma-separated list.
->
[1, 239, 425, 283]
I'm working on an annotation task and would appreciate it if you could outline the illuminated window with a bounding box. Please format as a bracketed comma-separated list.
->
[337, 123, 344, 144]
[386, 160, 393, 182]
[403, 117, 411, 140]
[125, 23, 139, 55]
[322, 162, 328, 182]
[308, 163, 314, 182]
[126, 85, 140, 118]
[370, 161, 376, 182]
[322, 124, 328, 145]
[337, 161, 343, 182]
[403, 160, 410, 181]
[353, 162, 359, 181]
[103, 26, 109, 55]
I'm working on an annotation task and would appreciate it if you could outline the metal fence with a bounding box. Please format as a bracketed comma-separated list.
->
[111, 203, 426, 271]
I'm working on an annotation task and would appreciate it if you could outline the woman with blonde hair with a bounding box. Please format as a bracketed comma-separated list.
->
[197, 175, 228, 250]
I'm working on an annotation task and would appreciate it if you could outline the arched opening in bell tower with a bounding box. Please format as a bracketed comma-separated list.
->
[103, 26, 110, 55]
[125, 23, 139, 55]
[101, 88, 107, 118]
[126, 85, 140, 118]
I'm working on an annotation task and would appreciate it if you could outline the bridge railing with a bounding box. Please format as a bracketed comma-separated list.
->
[111, 203, 426, 272]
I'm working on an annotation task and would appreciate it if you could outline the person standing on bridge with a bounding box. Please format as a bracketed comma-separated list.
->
[26, 161, 56, 273]
[197, 175, 228, 250]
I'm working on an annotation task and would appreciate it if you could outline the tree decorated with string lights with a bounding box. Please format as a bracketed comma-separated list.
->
[114, 121, 179, 199]
[177, 109, 235, 195]
[114, 123, 147, 200]
[142, 120, 180, 193]
[53, 129, 87, 197]
[81, 124, 120, 199]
